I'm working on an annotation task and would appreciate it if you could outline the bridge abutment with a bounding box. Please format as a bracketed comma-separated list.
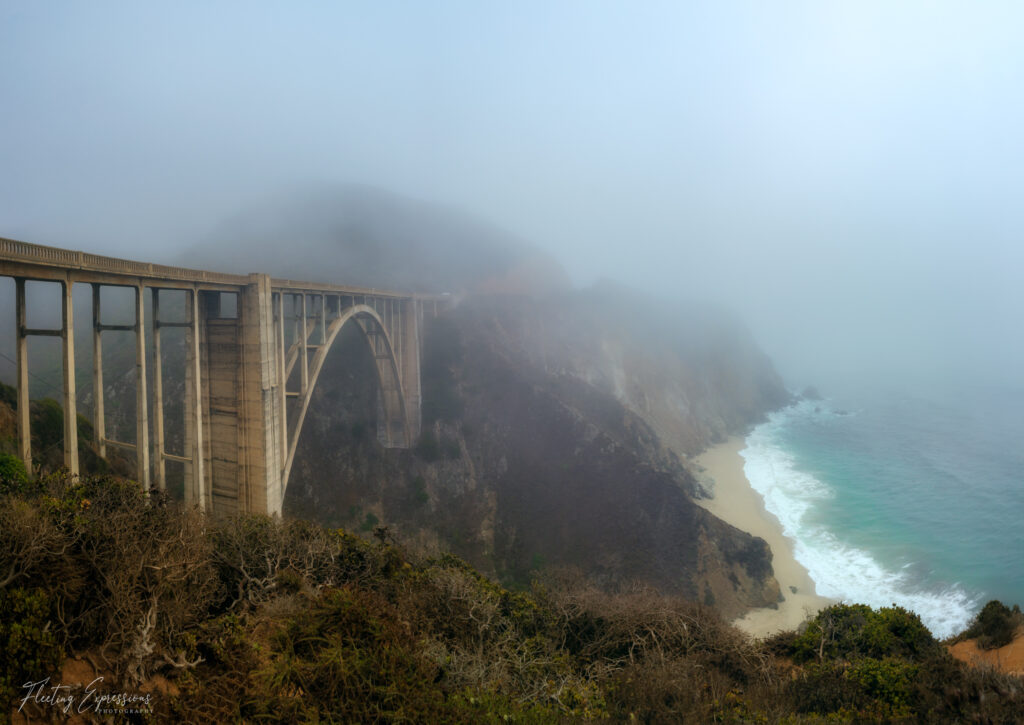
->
[191, 277, 284, 516]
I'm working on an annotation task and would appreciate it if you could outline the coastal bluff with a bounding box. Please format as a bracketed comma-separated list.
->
[284, 289, 789, 619]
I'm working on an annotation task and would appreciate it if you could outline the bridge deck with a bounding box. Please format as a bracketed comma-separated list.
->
[0, 236, 441, 300]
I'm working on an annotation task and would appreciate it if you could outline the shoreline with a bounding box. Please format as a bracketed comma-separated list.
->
[695, 436, 834, 637]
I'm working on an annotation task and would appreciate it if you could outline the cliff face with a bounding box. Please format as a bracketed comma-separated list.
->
[285, 290, 788, 619]
[457, 285, 792, 457]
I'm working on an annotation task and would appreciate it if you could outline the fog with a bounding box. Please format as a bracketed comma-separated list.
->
[3, 2, 1024, 391]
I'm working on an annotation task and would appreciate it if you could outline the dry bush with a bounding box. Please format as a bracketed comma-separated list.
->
[247, 586, 452, 722]
[168, 614, 259, 724]
[609, 657, 739, 724]
[57, 479, 218, 683]
[538, 567, 766, 672]
[0, 495, 71, 589]
[0, 587, 65, 717]
[209, 515, 399, 611]
[1, 474, 220, 684]
[401, 560, 550, 690]
[536, 567, 787, 722]
[395, 556, 605, 716]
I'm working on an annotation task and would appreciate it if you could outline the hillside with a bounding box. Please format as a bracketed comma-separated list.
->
[2, 470, 1021, 723]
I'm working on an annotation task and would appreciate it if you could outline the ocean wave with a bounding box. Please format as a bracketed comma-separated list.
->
[741, 404, 978, 640]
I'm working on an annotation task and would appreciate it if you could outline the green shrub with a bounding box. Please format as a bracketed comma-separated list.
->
[792, 603, 938, 663]
[0, 588, 64, 715]
[762, 628, 798, 658]
[12, 473, 220, 681]
[247, 587, 451, 722]
[0, 452, 29, 493]
[964, 600, 1019, 650]
[847, 657, 917, 713]
[788, 662, 865, 716]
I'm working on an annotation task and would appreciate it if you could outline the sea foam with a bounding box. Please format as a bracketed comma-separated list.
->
[740, 402, 977, 640]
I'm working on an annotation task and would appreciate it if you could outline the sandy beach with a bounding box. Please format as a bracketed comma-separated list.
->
[695, 436, 834, 637]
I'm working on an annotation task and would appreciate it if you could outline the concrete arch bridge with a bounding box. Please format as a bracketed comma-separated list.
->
[0, 237, 439, 516]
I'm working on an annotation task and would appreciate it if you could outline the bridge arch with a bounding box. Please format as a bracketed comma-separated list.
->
[281, 303, 408, 497]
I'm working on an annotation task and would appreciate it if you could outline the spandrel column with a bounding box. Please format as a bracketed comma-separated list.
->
[15, 278, 31, 473]
[184, 288, 206, 510]
[92, 284, 105, 458]
[152, 289, 166, 492]
[61, 278, 79, 475]
[134, 285, 150, 488]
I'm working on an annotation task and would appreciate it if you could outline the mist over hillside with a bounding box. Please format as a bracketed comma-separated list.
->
[183, 183, 791, 460]
[185, 184, 569, 296]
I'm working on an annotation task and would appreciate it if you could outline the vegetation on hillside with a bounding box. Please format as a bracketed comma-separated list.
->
[0, 381, 135, 480]
[1, 466, 1021, 723]
[957, 600, 1024, 651]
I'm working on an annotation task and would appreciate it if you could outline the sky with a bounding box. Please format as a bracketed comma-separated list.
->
[3, 1, 1024, 388]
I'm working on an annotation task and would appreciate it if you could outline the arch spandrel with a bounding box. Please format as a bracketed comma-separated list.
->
[280, 303, 409, 498]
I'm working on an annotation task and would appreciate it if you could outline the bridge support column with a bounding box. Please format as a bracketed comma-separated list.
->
[15, 279, 31, 473]
[299, 293, 309, 394]
[184, 288, 206, 510]
[11, 276, 82, 477]
[91, 285, 106, 458]
[133, 285, 149, 488]
[61, 279, 79, 476]
[399, 298, 422, 443]
[238, 274, 284, 515]
[151, 289, 166, 492]
[275, 292, 287, 465]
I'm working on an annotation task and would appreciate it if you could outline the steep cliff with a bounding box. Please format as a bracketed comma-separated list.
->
[285, 289, 788, 619]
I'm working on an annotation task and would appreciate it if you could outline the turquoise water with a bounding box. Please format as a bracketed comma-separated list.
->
[741, 381, 1024, 639]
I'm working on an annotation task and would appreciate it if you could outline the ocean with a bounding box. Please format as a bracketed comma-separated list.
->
[741, 380, 1024, 640]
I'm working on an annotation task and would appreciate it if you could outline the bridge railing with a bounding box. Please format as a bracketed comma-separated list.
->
[271, 279, 443, 300]
[0, 237, 251, 286]
[2, 236, 451, 303]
